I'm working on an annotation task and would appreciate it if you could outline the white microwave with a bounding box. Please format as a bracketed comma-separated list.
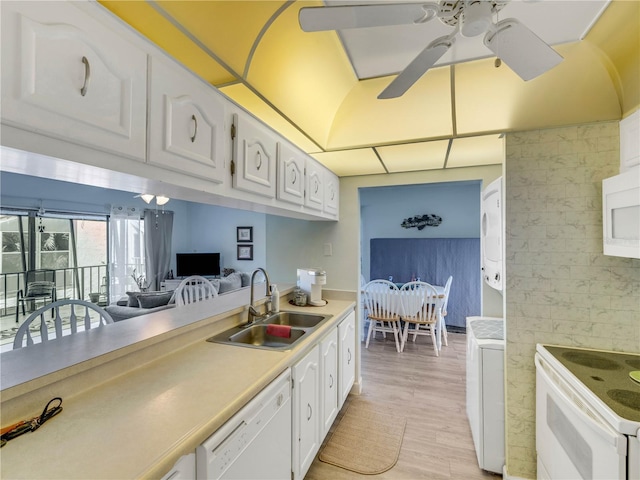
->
[602, 166, 640, 259]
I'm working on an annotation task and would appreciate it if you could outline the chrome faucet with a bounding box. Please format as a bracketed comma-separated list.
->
[247, 267, 272, 325]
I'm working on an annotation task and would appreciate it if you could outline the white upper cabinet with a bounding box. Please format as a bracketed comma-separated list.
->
[148, 56, 225, 183]
[1, 1, 147, 161]
[620, 110, 640, 172]
[305, 158, 324, 211]
[323, 168, 339, 216]
[231, 113, 277, 198]
[276, 142, 305, 206]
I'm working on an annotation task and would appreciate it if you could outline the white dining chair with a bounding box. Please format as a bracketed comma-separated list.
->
[363, 279, 403, 352]
[399, 281, 441, 356]
[439, 276, 453, 347]
[172, 275, 218, 306]
[13, 299, 114, 349]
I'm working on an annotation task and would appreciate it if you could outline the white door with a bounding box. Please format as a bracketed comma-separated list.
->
[338, 311, 356, 407]
[292, 345, 320, 480]
[1, 1, 147, 161]
[148, 56, 225, 183]
[320, 329, 339, 439]
[323, 168, 339, 216]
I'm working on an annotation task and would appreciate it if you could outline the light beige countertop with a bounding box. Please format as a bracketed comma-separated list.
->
[0, 290, 355, 479]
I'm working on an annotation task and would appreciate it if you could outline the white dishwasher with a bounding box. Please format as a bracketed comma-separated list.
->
[196, 369, 292, 480]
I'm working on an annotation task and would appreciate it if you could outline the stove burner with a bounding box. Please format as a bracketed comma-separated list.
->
[607, 389, 640, 412]
[626, 359, 640, 370]
[562, 351, 621, 370]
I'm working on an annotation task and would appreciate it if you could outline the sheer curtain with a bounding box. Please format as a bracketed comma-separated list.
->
[109, 205, 145, 302]
[144, 209, 173, 291]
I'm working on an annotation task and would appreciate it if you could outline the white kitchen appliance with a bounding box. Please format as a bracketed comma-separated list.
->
[602, 166, 640, 259]
[481, 177, 503, 291]
[536, 344, 640, 480]
[196, 369, 292, 479]
[297, 268, 327, 306]
[466, 316, 505, 474]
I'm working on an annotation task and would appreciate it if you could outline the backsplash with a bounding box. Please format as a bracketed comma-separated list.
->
[504, 121, 640, 478]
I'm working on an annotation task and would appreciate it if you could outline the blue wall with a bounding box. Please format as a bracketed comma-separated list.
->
[360, 180, 481, 282]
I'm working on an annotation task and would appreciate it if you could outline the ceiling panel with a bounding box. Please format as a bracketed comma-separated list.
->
[377, 140, 449, 173]
[446, 135, 504, 169]
[311, 149, 384, 177]
[99, 1, 236, 85]
[153, 1, 287, 77]
[327, 67, 453, 149]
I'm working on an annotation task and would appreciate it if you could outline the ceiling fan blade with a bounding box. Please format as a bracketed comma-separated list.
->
[484, 19, 563, 81]
[299, 3, 439, 32]
[378, 36, 454, 99]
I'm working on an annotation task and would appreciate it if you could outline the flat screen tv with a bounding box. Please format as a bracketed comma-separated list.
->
[176, 253, 221, 278]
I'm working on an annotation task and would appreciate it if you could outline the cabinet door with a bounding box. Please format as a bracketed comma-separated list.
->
[276, 142, 305, 205]
[292, 345, 320, 480]
[148, 57, 225, 183]
[320, 329, 339, 439]
[232, 113, 277, 198]
[305, 158, 324, 210]
[338, 311, 356, 408]
[160, 453, 195, 480]
[1, 2, 147, 161]
[620, 110, 640, 172]
[324, 168, 339, 216]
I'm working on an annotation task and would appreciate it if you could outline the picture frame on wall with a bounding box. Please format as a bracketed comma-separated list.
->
[237, 226, 253, 243]
[237, 244, 253, 261]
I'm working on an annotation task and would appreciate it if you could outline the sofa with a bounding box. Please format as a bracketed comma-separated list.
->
[105, 272, 254, 322]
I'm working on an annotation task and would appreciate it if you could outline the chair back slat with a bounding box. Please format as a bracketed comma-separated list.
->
[13, 299, 114, 349]
[174, 275, 218, 307]
[399, 281, 440, 324]
[363, 280, 400, 320]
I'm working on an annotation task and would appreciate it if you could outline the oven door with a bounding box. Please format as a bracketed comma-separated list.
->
[535, 354, 627, 480]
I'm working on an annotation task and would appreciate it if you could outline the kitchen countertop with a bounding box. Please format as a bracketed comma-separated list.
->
[0, 292, 356, 479]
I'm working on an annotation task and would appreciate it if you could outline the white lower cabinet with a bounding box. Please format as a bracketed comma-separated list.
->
[292, 344, 320, 480]
[338, 311, 356, 408]
[161, 453, 196, 480]
[320, 329, 339, 439]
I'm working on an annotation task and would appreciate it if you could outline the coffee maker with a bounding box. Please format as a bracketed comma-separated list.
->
[297, 268, 327, 306]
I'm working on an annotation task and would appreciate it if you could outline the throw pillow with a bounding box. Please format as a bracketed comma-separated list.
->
[116, 297, 129, 306]
[209, 279, 221, 293]
[26, 281, 54, 297]
[218, 272, 242, 293]
[239, 272, 251, 287]
[135, 291, 174, 309]
[126, 291, 140, 308]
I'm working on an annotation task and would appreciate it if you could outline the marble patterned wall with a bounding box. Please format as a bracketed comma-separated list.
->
[504, 122, 640, 478]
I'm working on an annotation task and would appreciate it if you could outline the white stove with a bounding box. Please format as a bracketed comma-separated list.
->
[535, 344, 640, 480]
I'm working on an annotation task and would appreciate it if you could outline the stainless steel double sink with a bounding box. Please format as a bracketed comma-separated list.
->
[207, 311, 332, 350]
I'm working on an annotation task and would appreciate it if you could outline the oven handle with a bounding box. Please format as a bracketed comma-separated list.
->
[535, 355, 625, 454]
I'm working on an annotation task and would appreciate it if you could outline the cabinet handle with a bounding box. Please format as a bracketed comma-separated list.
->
[190, 114, 198, 143]
[307, 403, 312, 421]
[291, 169, 297, 184]
[80, 56, 91, 97]
[329, 374, 333, 388]
[314, 180, 319, 194]
[347, 348, 351, 365]
[256, 151, 262, 170]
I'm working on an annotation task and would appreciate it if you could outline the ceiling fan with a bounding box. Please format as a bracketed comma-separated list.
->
[299, 1, 564, 99]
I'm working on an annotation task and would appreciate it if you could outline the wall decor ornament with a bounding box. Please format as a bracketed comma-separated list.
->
[237, 226, 253, 243]
[237, 244, 253, 261]
[401, 214, 443, 230]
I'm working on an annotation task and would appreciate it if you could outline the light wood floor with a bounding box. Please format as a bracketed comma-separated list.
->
[306, 332, 500, 479]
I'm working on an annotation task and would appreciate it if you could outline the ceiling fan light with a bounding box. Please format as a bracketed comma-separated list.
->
[155, 195, 170, 206]
[140, 194, 155, 204]
[460, 1, 492, 38]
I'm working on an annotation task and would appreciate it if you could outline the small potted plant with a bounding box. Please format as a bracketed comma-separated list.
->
[131, 268, 149, 292]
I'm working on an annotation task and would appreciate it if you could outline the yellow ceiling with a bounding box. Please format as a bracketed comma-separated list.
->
[99, 0, 640, 177]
